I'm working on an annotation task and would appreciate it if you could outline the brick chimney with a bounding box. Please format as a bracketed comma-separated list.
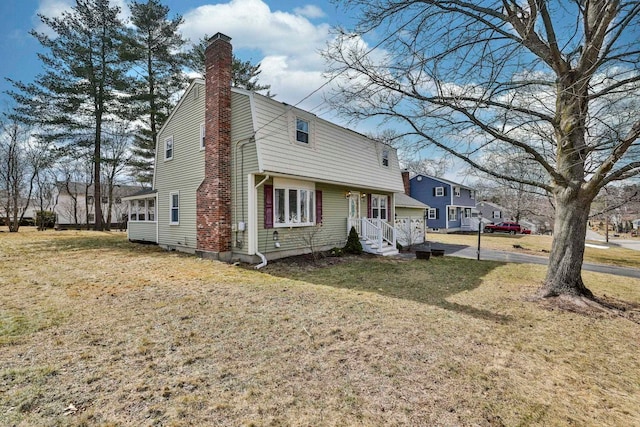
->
[401, 170, 411, 195]
[196, 32, 232, 260]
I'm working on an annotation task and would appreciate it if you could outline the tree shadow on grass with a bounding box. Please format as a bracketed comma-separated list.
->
[263, 256, 512, 323]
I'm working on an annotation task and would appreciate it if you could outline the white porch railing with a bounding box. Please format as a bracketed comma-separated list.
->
[347, 217, 397, 251]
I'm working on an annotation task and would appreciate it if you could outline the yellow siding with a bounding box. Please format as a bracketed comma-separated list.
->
[155, 82, 205, 251]
[252, 94, 405, 193]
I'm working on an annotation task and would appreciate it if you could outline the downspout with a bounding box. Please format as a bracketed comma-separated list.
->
[254, 174, 270, 269]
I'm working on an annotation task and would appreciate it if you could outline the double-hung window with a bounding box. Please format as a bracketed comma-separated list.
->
[454, 186, 461, 197]
[200, 123, 205, 150]
[170, 192, 179, 225]
[165, 136, 174, 160]
[435, 187, 444, 197]
[296, 118, 309, 144]
[273, 178, 315, 227]
[382, 149, 389, 167]
[428, 208, 437, 220]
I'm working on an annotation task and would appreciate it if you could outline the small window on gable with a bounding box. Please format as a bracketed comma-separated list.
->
[493, 210, 501, 219]
[165, 136, 174, 160]
[454, 186, 461, 197]
[382, 149, 389, 167]
[435, 187, 444, 197]
[296, 118, 309, 144]
[200, 123, 205, 150]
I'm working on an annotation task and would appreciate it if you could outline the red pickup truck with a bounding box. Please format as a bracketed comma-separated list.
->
[484, 221, 530, 235]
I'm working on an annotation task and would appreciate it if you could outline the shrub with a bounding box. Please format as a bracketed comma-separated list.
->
[329, 247, 344, 257]
[35, 211, 56, 229]
[343, 226, 363, 255]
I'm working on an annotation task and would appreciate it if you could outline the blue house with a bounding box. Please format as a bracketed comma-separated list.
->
[408, 174, 477, 232]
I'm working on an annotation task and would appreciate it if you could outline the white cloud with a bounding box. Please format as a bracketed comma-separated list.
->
[293, 5, 326, 19]
[34, 0, 131, 36]
[180, 0, 337, 111]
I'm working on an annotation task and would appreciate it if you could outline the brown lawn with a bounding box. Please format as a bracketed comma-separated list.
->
[1, 228, 639, 426]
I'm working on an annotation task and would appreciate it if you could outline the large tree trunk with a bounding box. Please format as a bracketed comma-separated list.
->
[542, 189, 593, 298]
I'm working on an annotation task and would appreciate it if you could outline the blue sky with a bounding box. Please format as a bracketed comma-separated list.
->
[0, 0, 357, 124]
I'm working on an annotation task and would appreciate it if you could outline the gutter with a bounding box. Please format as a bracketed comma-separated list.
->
[253, 174, 270, 269]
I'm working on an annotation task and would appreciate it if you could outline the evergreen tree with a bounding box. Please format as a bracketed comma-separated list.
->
[187, 34, 272, 95]
[126, 0, 188, 184]
[7, 0, 131, 231]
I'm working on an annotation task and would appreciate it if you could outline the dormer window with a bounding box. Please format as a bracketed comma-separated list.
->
[296, 118, 309, 144]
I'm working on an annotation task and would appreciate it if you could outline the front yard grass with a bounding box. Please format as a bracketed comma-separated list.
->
[1, 229, 639, 426]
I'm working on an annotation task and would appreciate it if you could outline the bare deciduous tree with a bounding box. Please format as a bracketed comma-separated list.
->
[326, 1, 640, 305]
[0, 116, 50, 231]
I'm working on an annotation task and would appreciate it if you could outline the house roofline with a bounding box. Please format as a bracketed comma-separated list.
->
[412, 174, 475, 190]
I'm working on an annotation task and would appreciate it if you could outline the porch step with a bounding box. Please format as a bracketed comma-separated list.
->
[361, 239, 399, 256]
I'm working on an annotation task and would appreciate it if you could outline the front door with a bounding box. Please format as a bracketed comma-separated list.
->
[348, 192, 361, 220]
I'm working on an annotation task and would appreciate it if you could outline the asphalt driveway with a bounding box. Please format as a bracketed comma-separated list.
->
[409, 242, 640, 279]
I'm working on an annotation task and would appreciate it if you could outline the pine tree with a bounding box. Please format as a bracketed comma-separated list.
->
[126, 0, 188, 184]
[7, 0, 131, 231]
[187, 35, 272, 95]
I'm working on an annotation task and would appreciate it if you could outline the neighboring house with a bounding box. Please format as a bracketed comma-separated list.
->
[55, 182, 144, 229]
[408, 174, 478, 232]
[0, 190, 39, 225]
[476, 200, 538, 233]
[632, 219, 640, 230]
[126, 33, 405, 263]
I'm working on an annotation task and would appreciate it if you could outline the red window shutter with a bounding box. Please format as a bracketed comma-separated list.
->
[264, 184, 273, 229]
[315, 190, 323, 224]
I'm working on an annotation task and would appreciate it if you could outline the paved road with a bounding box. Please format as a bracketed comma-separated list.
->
[412, 242, 640, 279]
[586, 229, 640, 252]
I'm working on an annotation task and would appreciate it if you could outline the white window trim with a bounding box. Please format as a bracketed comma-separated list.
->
[381, 149, 389, 167]
[448, 207, 457, 221]
[273, 177, 315, 228]
[200, 123, 205, 150]
[371, 194, 389, 221]
[295, 117, 310, 145]
[470, 190, 475, 199]
[435, 187, 444, 197]
[165, 136, 174, 161]
[170, 192, 179, 225]
[129, 198, 156, 222]
[428, 208, 437, 220]
[493, 210, 501, 219]
[454, 186, 461, 197]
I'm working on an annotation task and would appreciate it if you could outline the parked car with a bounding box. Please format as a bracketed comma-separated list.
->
[484, 221, 527, 235]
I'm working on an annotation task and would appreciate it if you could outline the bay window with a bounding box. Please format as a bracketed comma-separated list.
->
[273, 178, 315, 227]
